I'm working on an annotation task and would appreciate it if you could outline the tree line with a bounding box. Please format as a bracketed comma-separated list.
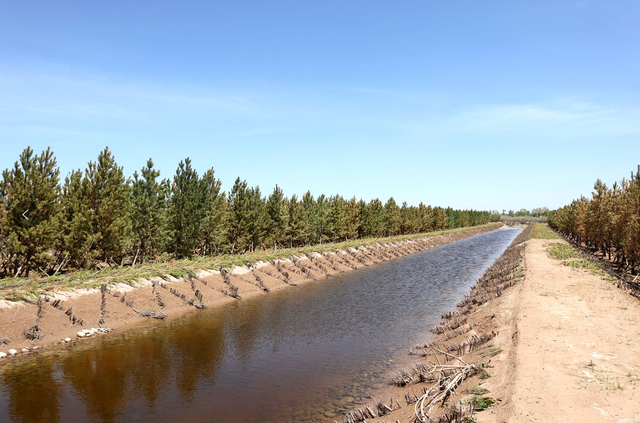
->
[548, 166, 640, 274]
[0, 147, 495, 277]
[500, 207, 549, 217]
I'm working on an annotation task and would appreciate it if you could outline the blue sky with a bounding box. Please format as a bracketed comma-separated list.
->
[1, 1, 639, 211]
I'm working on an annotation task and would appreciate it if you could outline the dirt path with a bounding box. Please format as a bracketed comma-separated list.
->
[497, 239, 640, 422]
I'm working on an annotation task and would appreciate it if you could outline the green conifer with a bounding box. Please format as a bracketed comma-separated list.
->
[201, 168, 228, 255]
[86, 147, 131, 263]
[435, 207, 448, 230]
[227, 177, 250, 253]
[345, 197, 360, 240]
[383, 197, 401, 236]
[302, 191, 318, 243]
[59, 147, 131, 267]
[246, 186, 270, 251]
[130, 159, 168, 262]
[359, 198, 384, 237]
[305, 193, 330, 244]
[401, 202, 420, 234]
[286, 194, 308, 247]
[445, 208, 461, 229]
[60, 169, 91, 269]
[0, 147, 62, 276]
[168, 158, 205, 258]
[460, 210, 470, 227]
[356, 199, 369, 238]
[326, 195, 347, 242]
[266, 185, 289, 250]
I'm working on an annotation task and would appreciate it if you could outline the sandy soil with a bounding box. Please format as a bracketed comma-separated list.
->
[0, 225, 500, 361]
[361, 237, 640, 423]
[496, 238, 640, 423]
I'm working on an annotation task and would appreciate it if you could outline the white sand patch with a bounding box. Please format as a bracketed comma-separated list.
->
[47, 287, 100, 301]
[196, 269, 219, 278]
[0, 300, 23, 311]
[230, 265, 251, 275]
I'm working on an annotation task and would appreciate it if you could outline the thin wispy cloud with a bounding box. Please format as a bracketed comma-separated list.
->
[0, 69, 280, 124]
[429, 101, 640, 138]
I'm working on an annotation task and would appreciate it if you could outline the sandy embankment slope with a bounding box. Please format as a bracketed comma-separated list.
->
[493, 239, 640, 422]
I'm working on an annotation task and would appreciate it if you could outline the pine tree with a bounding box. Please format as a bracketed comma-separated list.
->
[356, 199, 369, 238]
[460, 210, 469, 227]
[60, 169, 91, 269]
[326, 195, 347, 242]
[306, 193, 330, 244]
[401, 202, 419, 234]
[227, 177, 250, 253]
[286, 194, 308, 247]
[85, 147, 131, 263]
[302, 191, 319, 243]
[246, 186, 270, 251]
[359, 198, 384, 237]
[345, 197, 360, 240]
[435, 207, 448, 230]
[417, 203, 433, 233]
[130, 159, 168, 262]
[548, 166, 640, 272]
[445, 207, 459, 229]
[168, 158, 205, 258]
[0, 147, 62, 276]
[61, 147, 131, 267]
[201, 168, 227, 255]
[266, 185, 289, 250]
[383, 197, 401, 236]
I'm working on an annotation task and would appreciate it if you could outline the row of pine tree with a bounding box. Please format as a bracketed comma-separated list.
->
[548, 166, 640, 273]
[0, 147, 495, 277]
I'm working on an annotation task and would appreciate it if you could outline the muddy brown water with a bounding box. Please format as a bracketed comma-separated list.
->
[0, 228, 520, 423]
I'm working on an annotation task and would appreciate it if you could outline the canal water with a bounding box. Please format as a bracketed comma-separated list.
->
[0, 227, 520, 423]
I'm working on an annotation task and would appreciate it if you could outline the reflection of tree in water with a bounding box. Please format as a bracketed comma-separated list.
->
[128, 334, 172, 409]
[168, 313, 227, 404]
[62, 341, 136, 422]
[59, 318, 228, 419]
[227, 299, 273, 363]
[0, 312, 230, 422]
[58, 331, 172, 420]
[2, 360, 63, 423]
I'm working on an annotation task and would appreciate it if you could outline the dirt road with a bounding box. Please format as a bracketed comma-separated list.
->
[495, 238, 640, 422]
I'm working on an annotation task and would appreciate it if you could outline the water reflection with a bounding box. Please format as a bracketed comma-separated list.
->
[3, 358, 63, 423]
[0, 228, 520, 423]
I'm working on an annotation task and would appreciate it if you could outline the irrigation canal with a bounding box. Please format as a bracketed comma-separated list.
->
[0, 227, 521, 423]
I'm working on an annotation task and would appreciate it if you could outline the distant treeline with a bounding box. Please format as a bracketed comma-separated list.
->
[549, 166, 640, 273]
[0, 147, 495, 277]
[499, 215, 547, 224]
[500, 207, 549, 218]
